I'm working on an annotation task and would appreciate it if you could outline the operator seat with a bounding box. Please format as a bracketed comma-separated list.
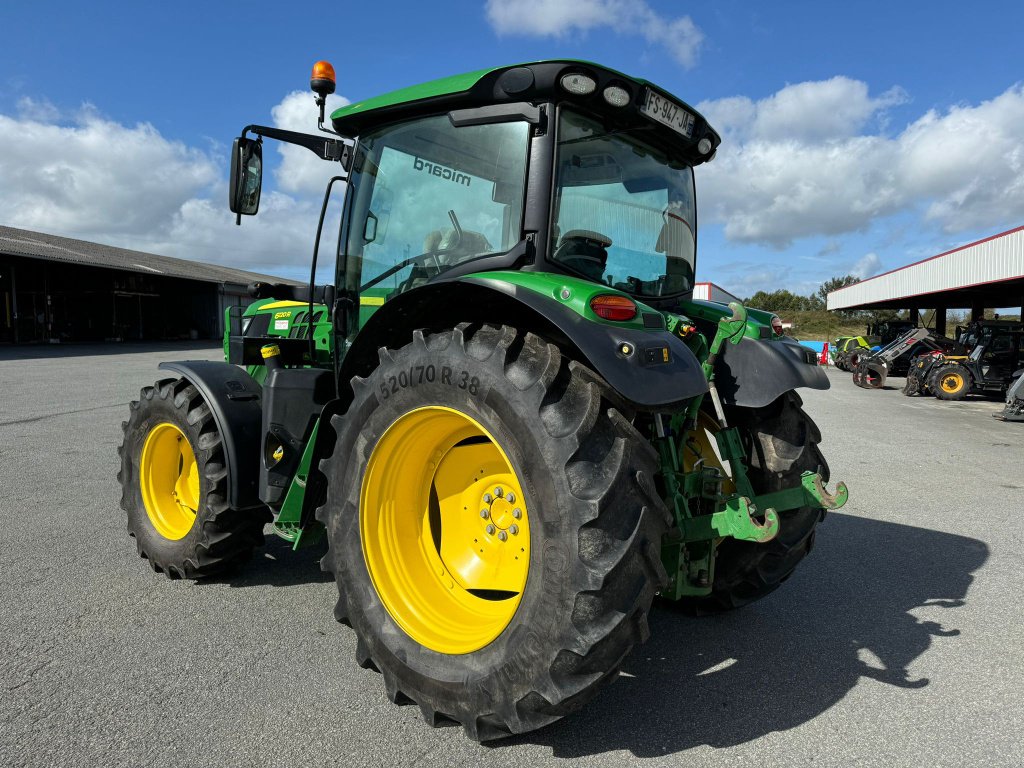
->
[553, 229, 611, 282]
[397, 228, 493, 294]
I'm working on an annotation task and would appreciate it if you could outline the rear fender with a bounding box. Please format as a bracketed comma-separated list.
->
[339, 279, 708, 412]
[158, 361, 263, 510]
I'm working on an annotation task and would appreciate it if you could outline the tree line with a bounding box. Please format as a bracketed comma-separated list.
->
[742, 275, 898, 320]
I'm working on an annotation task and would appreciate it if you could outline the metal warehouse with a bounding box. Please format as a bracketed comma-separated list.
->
[0, 226, 295, 344]
[692, 281, 740, 304]
[827, 225, 1024, 335]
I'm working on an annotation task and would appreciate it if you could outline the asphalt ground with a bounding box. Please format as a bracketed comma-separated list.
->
[0, 343, 1020, 767]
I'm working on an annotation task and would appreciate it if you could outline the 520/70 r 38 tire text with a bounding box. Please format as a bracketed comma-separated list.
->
[316, 324, 669, 741]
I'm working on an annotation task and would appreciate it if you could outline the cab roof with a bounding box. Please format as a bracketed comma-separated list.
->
[329, 59, 720, 162]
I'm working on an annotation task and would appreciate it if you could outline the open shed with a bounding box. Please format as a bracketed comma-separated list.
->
[826, 226, 1024, 335]
[0, 226, 297, 344]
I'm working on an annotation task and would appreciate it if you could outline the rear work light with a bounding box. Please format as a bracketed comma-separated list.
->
[603, 85, 630, 107]
[560, 73, 597, 95]
[590, 295, 637, 322]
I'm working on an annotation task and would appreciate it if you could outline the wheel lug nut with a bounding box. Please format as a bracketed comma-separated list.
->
[486, 524, 496, 535]
[480, 509, 489, 518]
[506, 492, 515, 503]
[512, 508, 522, 519]
[509, 524, 519, 535]
[483, 493, 493, 503]
[498, 531, 508, 542]
[494, 486, 503, 497]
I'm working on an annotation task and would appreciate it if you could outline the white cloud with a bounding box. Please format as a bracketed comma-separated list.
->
[271, 90, 351, 195]
[484, 0, 703, 68]
[710, 78, 907, 143]
[0, 110, 218, 239]
[851, 252, 883, 279]
[16, 96, 60, 122]
[697, 81, 1024, 247]
[0, 92, 350, 277]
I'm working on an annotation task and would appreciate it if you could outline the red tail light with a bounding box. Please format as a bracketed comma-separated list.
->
[590, 295, 637, 322]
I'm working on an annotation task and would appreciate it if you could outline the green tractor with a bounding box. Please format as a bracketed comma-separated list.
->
[117, 60, 847, 740]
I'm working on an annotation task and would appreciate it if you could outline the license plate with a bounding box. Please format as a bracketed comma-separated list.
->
[640, 89, 696, 139]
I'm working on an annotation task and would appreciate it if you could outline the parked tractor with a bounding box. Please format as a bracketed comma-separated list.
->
[117, 60, 847, 740]
[831, 335, 871, 371]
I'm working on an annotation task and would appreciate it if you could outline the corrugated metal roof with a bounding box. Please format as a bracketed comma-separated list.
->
[0, 225, 299, 286]
[693, 282, 740, 304]
[828, 226, 1024, 310]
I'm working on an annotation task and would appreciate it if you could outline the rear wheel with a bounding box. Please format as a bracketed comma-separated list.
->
[683, 392, 828, 612]
[930, 364, 971, 400]
[118, 377, 270, 579]
[317, 324, 668, 740]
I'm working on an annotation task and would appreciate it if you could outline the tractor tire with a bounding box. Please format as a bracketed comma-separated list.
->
[316, 324, 668, 741]
[683, 392, 829, 612]
[118, 377, 270, 579]
[930, 364, 971, 400]
[902, 370, 922, 396]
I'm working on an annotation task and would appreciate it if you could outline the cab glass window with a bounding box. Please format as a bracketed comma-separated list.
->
[342, 116, 529, 301]
[551, 109, 696, 297]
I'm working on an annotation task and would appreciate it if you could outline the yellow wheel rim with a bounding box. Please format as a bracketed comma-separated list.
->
[940, 373, 963, 393]
[685, 412, 737, 493]
[360, 406, 531, 655]
[140, 422, 200, 540]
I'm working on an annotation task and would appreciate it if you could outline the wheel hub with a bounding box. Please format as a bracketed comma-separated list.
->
[139, 422, 199, 540]
[483, 490, 520, 532]
[360, 406, 531, 654]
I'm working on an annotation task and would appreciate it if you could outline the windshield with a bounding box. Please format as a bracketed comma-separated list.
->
[551, 109, 696, 298]
[341, 115, 530, 300]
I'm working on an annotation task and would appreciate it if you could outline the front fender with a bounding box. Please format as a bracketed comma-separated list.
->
[158, 361, 263, 510]
[716, 337, 829, 408]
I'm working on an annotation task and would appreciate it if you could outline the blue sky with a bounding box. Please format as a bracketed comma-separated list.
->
[1, 0, 1022, 297]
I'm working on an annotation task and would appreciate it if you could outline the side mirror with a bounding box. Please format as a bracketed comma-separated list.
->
[229, 137, 263, 216]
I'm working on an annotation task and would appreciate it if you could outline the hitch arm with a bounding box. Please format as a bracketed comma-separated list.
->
[754, 471, 850, 513]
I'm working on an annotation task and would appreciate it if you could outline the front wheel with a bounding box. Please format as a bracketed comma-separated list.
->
[317, 324, 668, 740]
[117, 377, 270, 578]
[930, 364, 971, 400]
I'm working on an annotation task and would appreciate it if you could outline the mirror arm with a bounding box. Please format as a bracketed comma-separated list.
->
[242, 124, 352, 169]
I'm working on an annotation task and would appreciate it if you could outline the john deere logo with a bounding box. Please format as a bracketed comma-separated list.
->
[413, 156, 470, 187]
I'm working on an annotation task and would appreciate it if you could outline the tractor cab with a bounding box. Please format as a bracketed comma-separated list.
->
[229, 62, 721, 347]
[340, 104, 700, 311]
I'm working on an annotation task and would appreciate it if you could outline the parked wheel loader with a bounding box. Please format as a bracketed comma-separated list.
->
[117, 60, 847, 740]
[904, 326, 1023, 400]
[851, 327, 953, 389]
[993, 368, 1024, 421]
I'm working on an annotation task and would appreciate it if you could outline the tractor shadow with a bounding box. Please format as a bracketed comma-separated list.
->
[518, 513, 988, 758]
[210, 535, 332, 588]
